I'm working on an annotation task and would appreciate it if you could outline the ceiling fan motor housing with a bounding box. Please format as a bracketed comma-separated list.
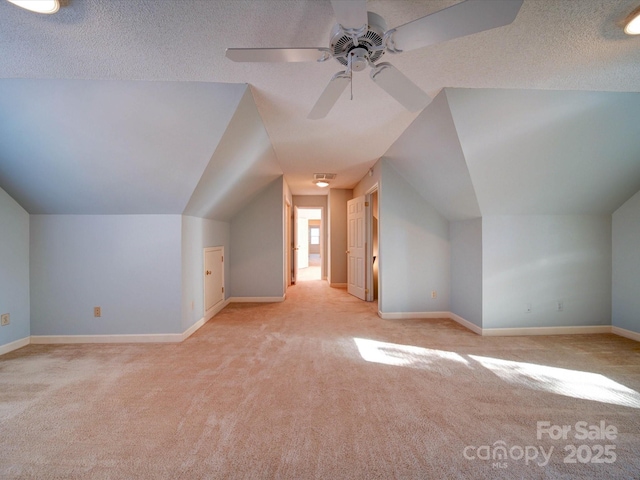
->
[330, 11, 387, 68]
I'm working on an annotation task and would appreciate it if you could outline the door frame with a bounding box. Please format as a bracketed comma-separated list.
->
[285, 199, 292, 288]
[292, 205, 325, 283]
[365, 183, 379, 302]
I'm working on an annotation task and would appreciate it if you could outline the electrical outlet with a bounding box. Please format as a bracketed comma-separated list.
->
[94, 307, 101, 318]
[1, 313, 9, 326]
[557, 301, 564, 312]
[431, 290, 437, 299]
[525, 303, 532, 313]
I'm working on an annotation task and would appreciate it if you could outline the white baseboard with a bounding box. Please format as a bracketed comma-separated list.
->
[6, 303, 231, 353]
[377, 310, 627, 339]
[6, 309, 638, 355]
[449, 313, 483, 335]
[30, 333, 184, 344]
[229, 296, 285, 303]
[182, 315, 207, 341]
[378, 311, 450, 320]
[612, 326, 640, 342]
[481, 325, 611, 337]
[0, 336, 31, 356]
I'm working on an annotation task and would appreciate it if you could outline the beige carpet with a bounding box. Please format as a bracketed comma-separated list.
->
[296, 266, 321, 282]
[1, 281, 639, 479]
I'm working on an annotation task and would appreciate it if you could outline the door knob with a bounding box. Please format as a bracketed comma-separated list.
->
[206, 270, 212, 275]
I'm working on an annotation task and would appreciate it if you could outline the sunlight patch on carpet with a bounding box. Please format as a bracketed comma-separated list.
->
[470, 355, 640, 409]
[354, 337, 469, 369]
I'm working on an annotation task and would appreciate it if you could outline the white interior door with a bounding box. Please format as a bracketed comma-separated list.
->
[347, 196, 366, 300]
[204, 246, 224, 318]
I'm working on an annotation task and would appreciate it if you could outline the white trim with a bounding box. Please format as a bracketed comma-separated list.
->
[329, 283, 347, 288]
[365, 182, 380, 196]
[0, 336, 30, 356]
[229, 296, 286, 303]
[30, 333, 183, 344]
[378, 311, 450, 320]
[612, 326, 640, 342]
[204, 297, 230, 323]
[7, 312, 637, 353]
[449, 312, 482, 335]
[376, 311, 625, 339]
[182, 316, 207, 341]
[183, 298, 231, 341]
[482, 325, 611, 337]
[15, 301, 232, 349]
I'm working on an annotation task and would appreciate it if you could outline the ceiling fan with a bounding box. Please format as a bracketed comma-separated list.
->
[226, 0, 523, 119]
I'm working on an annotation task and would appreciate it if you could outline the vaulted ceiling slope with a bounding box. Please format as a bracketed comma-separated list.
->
[383, 90, 481, 222]
[385, 88, 640, 219]
[2, 0, 639, 198]
[183, 87, 283, 221]
[448, 89, 640, 215]
[0, 79, 248, 214]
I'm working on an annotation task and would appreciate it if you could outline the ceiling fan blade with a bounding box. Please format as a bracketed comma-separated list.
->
[330, 0, 368, 29]
[370, 63, 431, 112]
[226, 48, 330, 63]
[308, 72, 351, 120]
[387, 0, 524, 53]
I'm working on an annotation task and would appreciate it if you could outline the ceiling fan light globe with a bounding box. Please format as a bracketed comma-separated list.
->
[7, 0, 60, 14]
[624, 9, 640, 35]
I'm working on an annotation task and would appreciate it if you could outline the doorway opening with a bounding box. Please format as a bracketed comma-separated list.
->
[295, 207, 322, 282]
[346, 185, 379, 303]
[369, 188, 379, 302]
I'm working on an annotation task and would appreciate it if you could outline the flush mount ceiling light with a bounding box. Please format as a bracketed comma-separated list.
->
[624, 6, 640, 34]
[313, 173, 335, 188]
[7, 0, 60, 14]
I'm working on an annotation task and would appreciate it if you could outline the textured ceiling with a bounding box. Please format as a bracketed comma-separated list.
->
[1, 0, 639, 207]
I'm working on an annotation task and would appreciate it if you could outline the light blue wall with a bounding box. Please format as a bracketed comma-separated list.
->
[0, 188, 30, 347]
[181, 215, 230, 331]
[30, 215, 182, 335]
[230, 177, 285, 298]
[612, 189, 640, 334]
[379, 160, 450, 314]
[450, 218, 482, 327]
[482, 215, 611, 329]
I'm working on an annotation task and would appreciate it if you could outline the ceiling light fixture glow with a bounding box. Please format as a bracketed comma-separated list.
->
[624, 7, 640, 35]
[7, 0, 60, 14]
[314, 181, 329, 188]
